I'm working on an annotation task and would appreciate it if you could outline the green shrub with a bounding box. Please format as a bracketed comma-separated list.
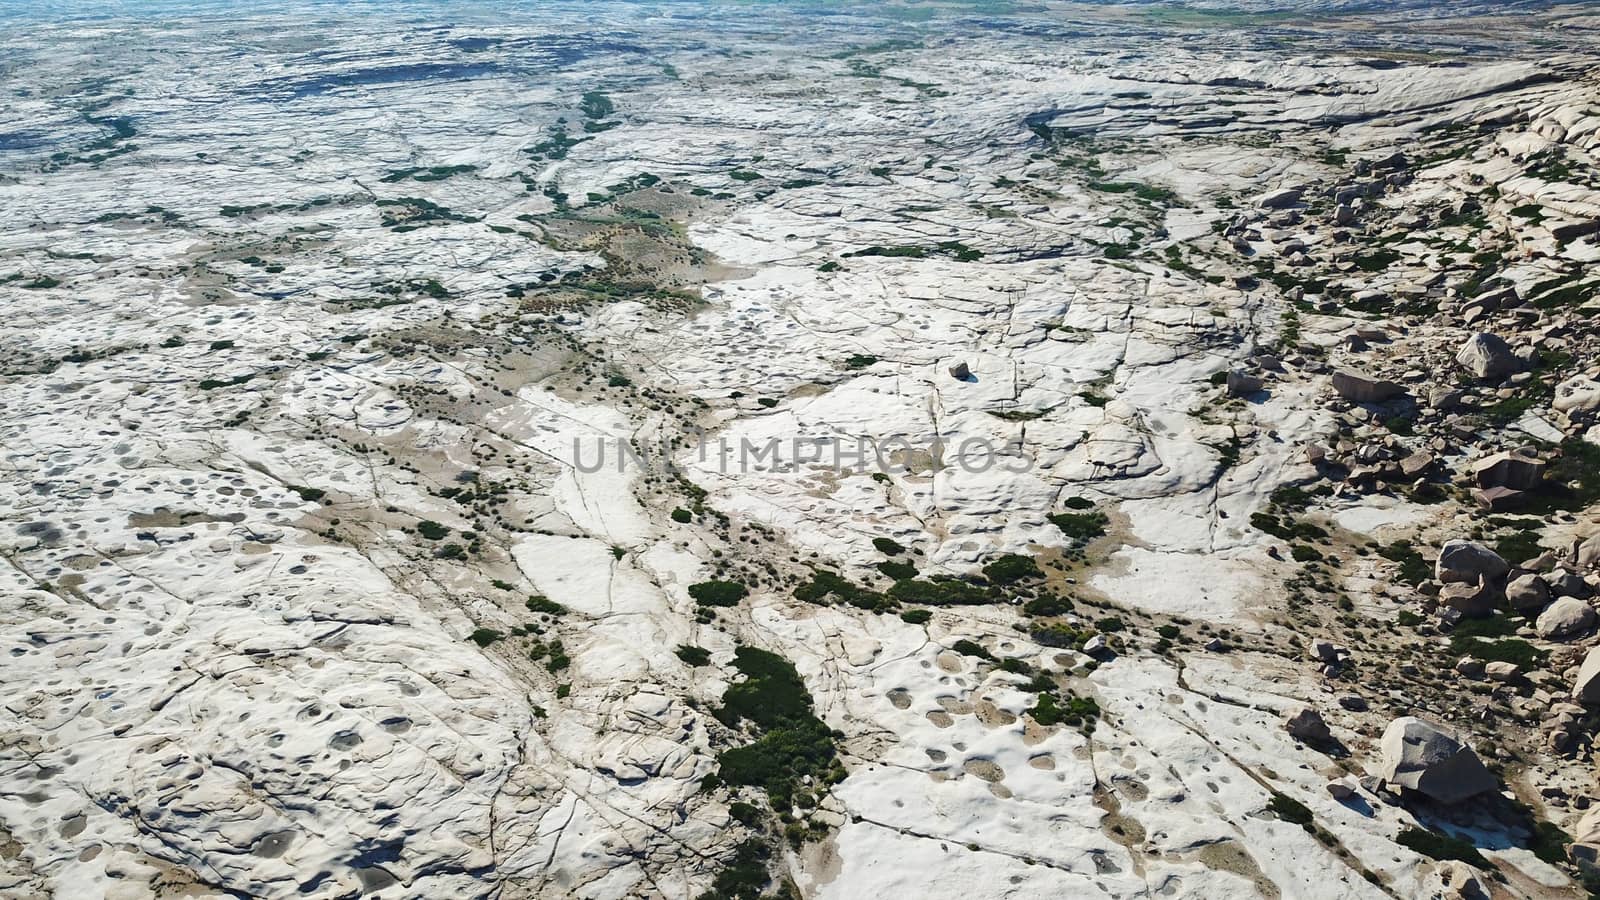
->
[469, 628, 503, 647]
[1031, 622, 1088, 649]
[676, 645, 712, 666]
[526, 595, 566, 615]
[872, 537, 906, 555]
[1396, 827, 1489, 868]
[951, 639, 994, 660]
[690, 580, 749, 607]
[671, 508, 693, 523]
[899, 609, 932, 625]
[887, 577, 989, 606]
[417, 520, 450, 540]
[1268, 791, 1315, 827]
[795, 570, 887, 610]
[983, 554, 1041, 584]
[1449, 635, 1544, 668]
[1378, 541, 1430, 586]
[1023, 595, 1073, 617]
[877, 560, 917, 580]
[715, 648, 837, 811]
[1029, 691, 1098, 727]
[1049, 510, 1108, 542]
[1290, 544, 1323, 563]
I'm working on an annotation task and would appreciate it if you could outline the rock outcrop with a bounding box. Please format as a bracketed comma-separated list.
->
[1376, 717, 1498, 804]
[1454, 332, 1520, 381]
[1435, 540, 1509, 585]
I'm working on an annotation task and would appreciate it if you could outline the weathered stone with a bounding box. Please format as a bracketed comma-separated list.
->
[1429, 387, 1464, 411]
[1285, 707, 1332, 744]
[1506, 573, 1550, 612]
[1474, 486, 1526, 512]
[1551, 219, 1600, 243]
[1435, 540, 1508, 585]
[1399, 451, 1435, 477]
[1571, 646, 1600, 703]
[1226, 371, 1264, 397]
[1484, 661, 1520, 682]
[1455, 332, 1520, 380]
[1554, 375, 1600, 415]
[1549, 569, 1593, 600]
[1472, 451, 1545, 491]
[1376, 716, 1498, 804]
[1440, 861, 1490, 900]
[1441, 580, 1498, 618]
[1536, 596, 1594, 639]
[1570, 806, 1600, 873]
[1308, 639, 1342, 663]
[948, 361, 971, 380]
[1257, 186, 1304, 209]
[1332, 369, 1403, 403]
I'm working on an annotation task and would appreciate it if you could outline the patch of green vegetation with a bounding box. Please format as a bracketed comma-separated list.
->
[887, 577, 990, 606]
[376, 196, 480, 230]
[872, 537, 905, 555]
[899, 609, 933, 625]
[951, 639, 994, 661]
[1352, 248, 1402, 273]
[1378, 541, 1430, 587]
[469, 628, 503, 647]
[1028, 690, 1099, 727]
[843, 353, 876, 368]
[715, 647, 838, 812]
[1087, 180, 1178, 204]
[198, 373, 256, 391]
[381, 164, 477, 183]
[794, 570, 887, 610]
[1290, 544, 1323, 563]
[1528, 820, 1570, 866]
[290, 485, 326, 502]
[1449, 634, 1545, 669]
[1030, 622, 1090, 649]
[729, 169, 763, 182]
[1493, 529, 1545, 566]
[525, 125, 589, 161]
[1523, 439, 1600, 513]
[1268, 791, 1315, 828]
[877, 560, 918, 580]
[1049, 510, 1108, 543]
[843, 241, 982, 262]
[676, 645, 712, 667]
[580, 91, 615, 120]
[23, 275, 61, 289]
[1250, 512, 1327, 543]
[671, 508, 693, 523]
[690, 580, 749, 607]
[982, 553, 1040, 584]
[1023, 595, 1073, 617]
[1396, 827, 1490, 868]
[416, 520, 450, 540]
[526, 595, 566, 615]
[695, 838, 774, 900]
